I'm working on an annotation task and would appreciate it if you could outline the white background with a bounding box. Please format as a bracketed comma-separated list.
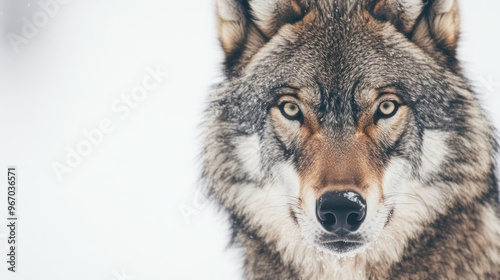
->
[0, 1, 498, 279]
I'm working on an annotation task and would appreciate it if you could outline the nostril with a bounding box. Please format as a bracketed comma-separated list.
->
[346, 212, 361, 226]
[322, 213, 336, 226]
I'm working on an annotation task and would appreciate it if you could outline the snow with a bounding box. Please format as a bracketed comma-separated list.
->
[0, 1, 498, 279]
[343, 191, 366, 209]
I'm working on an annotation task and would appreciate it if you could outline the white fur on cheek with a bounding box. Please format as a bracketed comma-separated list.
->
[378, 134, 451, 265]
[383, 156, 444, 227]
[419, 130, 449, 178]
[276, 163, 301, 198]
[234, 134, 262, 179]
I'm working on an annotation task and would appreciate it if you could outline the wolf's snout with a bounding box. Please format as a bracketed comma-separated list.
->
[316, 191, 366, 234]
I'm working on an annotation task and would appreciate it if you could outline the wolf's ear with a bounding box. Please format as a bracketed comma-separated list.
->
[216, 0, 308, 74]
[372, 0, 460, 69]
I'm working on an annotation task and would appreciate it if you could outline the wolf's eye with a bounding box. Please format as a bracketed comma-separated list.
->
[279, 102, 302, 121]
[377, 100, 399, 119]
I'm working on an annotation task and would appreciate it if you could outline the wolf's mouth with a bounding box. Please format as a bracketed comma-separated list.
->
[320, 240, 364, 254]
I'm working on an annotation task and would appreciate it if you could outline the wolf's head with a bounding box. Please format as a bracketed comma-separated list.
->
[203, 0, 497, 257]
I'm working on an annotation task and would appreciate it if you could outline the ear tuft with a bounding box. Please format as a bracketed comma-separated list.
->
[412, 0, 460, 51]
[372, 0, 461, 69]
[372, 0, 426, 33]
[216, 0, 308, 74]
[216, 0, 251, 57]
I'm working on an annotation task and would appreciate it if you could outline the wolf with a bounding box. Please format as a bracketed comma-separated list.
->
[201, 0, 500, 279]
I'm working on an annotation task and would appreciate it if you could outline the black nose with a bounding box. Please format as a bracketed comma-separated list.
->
[316, 191, 366, 234]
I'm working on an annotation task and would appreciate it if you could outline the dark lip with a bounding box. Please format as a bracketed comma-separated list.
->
[318, 234, 363, 243]
[320, 240, 364, 253]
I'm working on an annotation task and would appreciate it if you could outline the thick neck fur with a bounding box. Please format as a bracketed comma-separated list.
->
[230, 192, 500, 279]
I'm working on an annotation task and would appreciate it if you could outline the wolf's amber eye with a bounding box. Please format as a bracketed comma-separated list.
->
[377, 100, 398, 118]
[279, 102, 302, 121]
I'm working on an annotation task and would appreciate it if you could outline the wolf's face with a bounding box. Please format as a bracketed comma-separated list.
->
[205, 0, 495, 257]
